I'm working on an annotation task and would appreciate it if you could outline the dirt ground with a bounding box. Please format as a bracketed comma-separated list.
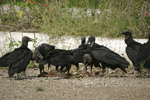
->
[0, 65, 150, 100]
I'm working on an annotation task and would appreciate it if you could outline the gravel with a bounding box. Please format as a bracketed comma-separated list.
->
[0, 67, 150, 100]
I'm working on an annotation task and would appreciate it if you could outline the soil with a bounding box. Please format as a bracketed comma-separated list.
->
[0, 65, 150, 100]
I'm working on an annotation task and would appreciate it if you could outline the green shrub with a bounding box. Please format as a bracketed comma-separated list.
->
[0, 0, 150, 38]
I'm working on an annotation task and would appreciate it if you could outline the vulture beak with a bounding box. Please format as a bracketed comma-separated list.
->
[86, 41, 90, 44]
[121, 30, 130, 35]
[86, 36, 95, 47]
[29, 38, 34, 41]
[90, 41, 95, 47]
[121, 31, 126, 35]
[84, 63, 88, 68]
[33, 50, 43, 60]
[37, 53, 43, 60]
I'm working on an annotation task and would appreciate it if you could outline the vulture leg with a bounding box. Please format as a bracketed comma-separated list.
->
[84, 63, 88, 73]
[90, 64, 93, 73]
[23, 71, 26, 79]
[56, 66, 59, 72]
[17, 73, 20, 79]
[60, 66, 64, 78]
[75, 63, 79, 72]
[73, 64, 79, 75]
[48, 63, 50, 70]
[39, 64, 44, 74]
[105, 68, 108, 77]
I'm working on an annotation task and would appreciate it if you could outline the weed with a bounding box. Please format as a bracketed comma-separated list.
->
[70, 74, 78, 79]
[140, 63, 147, 77]
[8, 33, 22, 51]
[39, 80, 43, 82]
[0, 0, 149, 38]
[36, 87, 44, 91]
[70, 65, 77, 73]
[138, 61, 148, 77]
[27, 61, 38, 68]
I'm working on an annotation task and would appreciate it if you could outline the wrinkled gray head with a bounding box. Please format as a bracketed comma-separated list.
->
[83, 54, 92, 65]
[87, 35, 95, 47]
[121, 30, 131, 35]
[121, 30, 132, 40]
[22, 36, 33, 46]
[81, 36, 86, 45]
[32, 49, 43, 60]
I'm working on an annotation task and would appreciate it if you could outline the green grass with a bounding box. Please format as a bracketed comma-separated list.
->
[139, 62, 147, 77]
[0, 0, 150, 38]
[36, 87, 44, 91]
[27, 61, 38, 68]
[39, 80, 43, 82]
[69, 74, 78, 79]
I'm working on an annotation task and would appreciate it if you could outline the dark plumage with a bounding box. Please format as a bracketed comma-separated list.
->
[39, 49, 74, 78]
[83, 54, 93, 73]
[121, 30, 142, 68]
[86, 35, 129, 73]
[0, 36, 33, 79]
[32, 43, 55, 74]
[0, 52, 11, 67]
[83, 56, 100, 73]
[71, 36, 101, 73]
[71, 36, 90, 72]
[135, 30, 150, 76]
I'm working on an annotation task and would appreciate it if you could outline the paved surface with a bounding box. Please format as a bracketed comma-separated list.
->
[0, 67, 150, 100]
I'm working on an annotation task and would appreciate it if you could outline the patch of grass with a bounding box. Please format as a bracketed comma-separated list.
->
[18, 72, 23, 76]
[36, 87, 44, 91]
[0, 0, 150, 38]
[115, 68, 126, 75]
[69, 74, 78, 79]
[27, 61, 38, 68]
[0, 67, 8, 70]
[39, 80, 43, 82]
[70, 65, 78, 73]
[140, 66, 147, 77]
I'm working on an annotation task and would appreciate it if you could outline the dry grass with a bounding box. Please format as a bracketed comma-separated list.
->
[0, 0, 150, 38]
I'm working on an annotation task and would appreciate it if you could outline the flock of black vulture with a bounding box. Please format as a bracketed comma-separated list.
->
[0, 30, 150, 79]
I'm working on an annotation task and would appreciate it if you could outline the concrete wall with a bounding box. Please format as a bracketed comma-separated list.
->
[0, 31, 148, 64]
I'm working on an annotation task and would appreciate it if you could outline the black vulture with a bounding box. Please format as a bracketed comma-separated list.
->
[38, 49, 74, 78]
[32, 43, 56, 74]
[33, 45, 79, 75]
[0, 36, 33, 79]
[71, 36, 101, 73]
[135, 30, 150, 76]
[83, 54, 106, 74]
[86, 35, 129, 75]
[0, 52, 11, 67]
[83, 54, 93, 73]
[121, 30, 142, 68]
[70, 36, 90, 72]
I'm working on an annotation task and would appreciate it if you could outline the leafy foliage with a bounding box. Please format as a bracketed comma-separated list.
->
[9, 37, 22, 51]
[0, 0, 150, 38]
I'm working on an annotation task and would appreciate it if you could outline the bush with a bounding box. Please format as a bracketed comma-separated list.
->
[0, 0, 150, 38]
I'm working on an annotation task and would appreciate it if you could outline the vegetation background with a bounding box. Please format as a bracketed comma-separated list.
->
[0, 0, 150, 76]
[0, 0, 150, 38]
